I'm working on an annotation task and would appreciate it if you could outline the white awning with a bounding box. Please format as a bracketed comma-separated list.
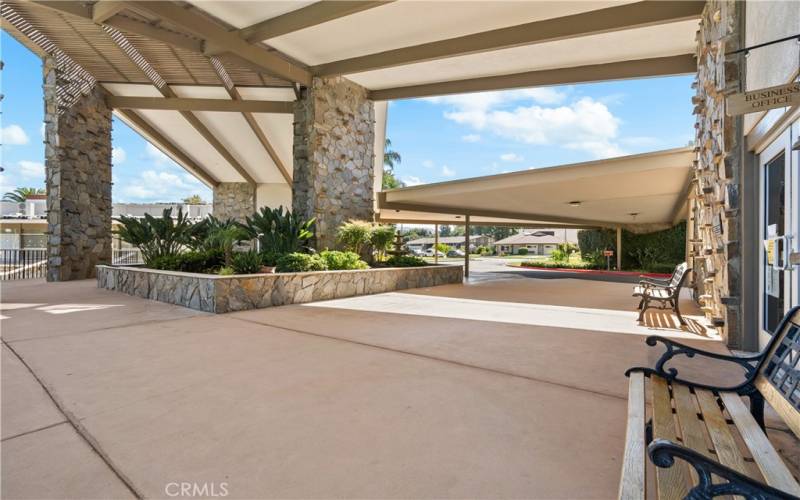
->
[378, 147, 694, 229]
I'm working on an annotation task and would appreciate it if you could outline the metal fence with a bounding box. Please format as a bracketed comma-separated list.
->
[112, 248, 143, 265]
[0, 248, 47, 280]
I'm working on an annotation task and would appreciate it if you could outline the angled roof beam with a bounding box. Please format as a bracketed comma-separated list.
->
[313, 0, 703, 76]
[29, 1, 205, 52]
[92, 1, 126, 23]
[209, 57, 293, 185]
[115, 108, 220, 188]
[237, 1, 394, 43]
[107, 95, 294, 113]
[129, 1, 312, 85]
[369, 54, 696, 101]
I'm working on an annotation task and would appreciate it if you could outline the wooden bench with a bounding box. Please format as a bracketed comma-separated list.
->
[633, 263, 690, 326]
[619, 306, 800, 499]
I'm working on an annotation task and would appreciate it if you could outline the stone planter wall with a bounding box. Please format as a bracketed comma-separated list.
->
[96, 264, 463, 313]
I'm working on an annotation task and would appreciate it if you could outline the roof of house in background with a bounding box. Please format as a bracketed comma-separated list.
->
[494, 229, 579, 246]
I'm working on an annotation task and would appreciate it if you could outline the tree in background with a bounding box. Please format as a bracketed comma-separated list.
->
[382, 138, 404, 190]
[400, 227, 431, 242]
[183, 194, 206, 204]
[2, 187, 44, 203]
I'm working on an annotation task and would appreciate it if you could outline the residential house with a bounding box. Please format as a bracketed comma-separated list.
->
[493, 229, 579, 256]
[406, 234, 494, 252]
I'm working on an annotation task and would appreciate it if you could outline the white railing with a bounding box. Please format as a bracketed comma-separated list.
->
[112, 249, 143, 265]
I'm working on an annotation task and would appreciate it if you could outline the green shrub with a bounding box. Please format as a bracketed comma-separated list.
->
[386, 255, 427, 267]
[520, 260, 598, 270]
[435, 243, 451, 254]
[476, 245, 493, 255]
[517, 248, 528, 255]
[243, 206, 315, 254]
[319, 250, 369, 270]
[550, 248, 567, 263]
[260, 251, 285, 267]
[115, 208, 194, 265]
[148, 249, 223, 273]
[336, 220, 373, 254]
[578, 222, 686, 271]
[218, 267, 235, 276]
[231, 251, 263, 274]
[369, 225, 396, 260]
[275, 252, 328, 272]
[646, 263, 678, 274]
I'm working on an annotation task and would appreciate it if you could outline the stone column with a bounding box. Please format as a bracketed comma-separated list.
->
[44, 57, 112, 282]
[689, 0, 745, 347]
[213, 182, 255, 222]
[293, 77, 375, 250]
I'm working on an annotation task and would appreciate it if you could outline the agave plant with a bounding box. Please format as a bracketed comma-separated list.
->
[115, 208, 194, 265]
[243, 206, 315, 255]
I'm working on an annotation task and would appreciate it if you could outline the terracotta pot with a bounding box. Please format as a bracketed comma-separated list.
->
[260, 266, 275, 274]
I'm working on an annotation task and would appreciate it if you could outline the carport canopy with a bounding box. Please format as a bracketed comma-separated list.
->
[378, 147, 694, 230]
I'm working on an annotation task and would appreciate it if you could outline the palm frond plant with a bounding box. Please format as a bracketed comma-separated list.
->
[3, 187, 45, 203]
[115, 208, 194, 265]
[369, 224, 396, 261]
[203, 221, 250, 268]
[336, 220, 372, 255]
[243, 206, 315, 255]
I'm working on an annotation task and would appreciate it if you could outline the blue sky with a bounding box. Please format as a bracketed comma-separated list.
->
[1, 30, 695, 202]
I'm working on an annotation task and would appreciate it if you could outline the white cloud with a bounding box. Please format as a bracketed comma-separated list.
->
[441, 165, 455, 177]
[112, 147, 127, 164]
[461, 134, 481, 143]
[18, 160, 45, 179]
[145, 143, 173, 166]
[422, 159, 435, 169]
[500, 153, 523, 162]
[401, 176, 424, 186]
[439, 95, 625, 159]
[121, 169, 204, 201]
[2, 124, 30, 145]
[425, 88, 567, 111]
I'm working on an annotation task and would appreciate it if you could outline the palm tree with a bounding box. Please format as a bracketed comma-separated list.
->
[384, 138, 401, 171]
[3, 187, 45, 203]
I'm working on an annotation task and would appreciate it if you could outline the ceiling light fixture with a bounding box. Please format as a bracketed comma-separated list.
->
[568, 201, 581, 207]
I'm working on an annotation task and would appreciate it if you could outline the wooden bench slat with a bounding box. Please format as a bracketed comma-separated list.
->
[671, 384, 711, 485]
[756, 377, 800, 438]
[694, 389, 750, 476]
[619, 372, 646, 500]
[719, 392, 800, 496]
[651, 376, 692, 500]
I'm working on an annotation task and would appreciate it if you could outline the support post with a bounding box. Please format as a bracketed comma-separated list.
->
[465, 215, 470, 278]
[616, 226, 622, 271]
[434, 224, 439, 265]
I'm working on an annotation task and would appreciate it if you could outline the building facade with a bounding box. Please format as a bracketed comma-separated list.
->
[493, 229, 579, 256]
[688, 0, 799, 350]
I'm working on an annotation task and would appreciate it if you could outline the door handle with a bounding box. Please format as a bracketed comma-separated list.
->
[780, 234, 794, 271]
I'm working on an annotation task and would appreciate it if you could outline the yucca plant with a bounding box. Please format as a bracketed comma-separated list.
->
[115, 208, 193, 265]
[243, 206, 315, 255]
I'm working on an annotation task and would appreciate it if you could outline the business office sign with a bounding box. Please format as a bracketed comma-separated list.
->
[727, 82, 800, 116]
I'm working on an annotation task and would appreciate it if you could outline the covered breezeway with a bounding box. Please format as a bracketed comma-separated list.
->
[378, 147, 695, 277]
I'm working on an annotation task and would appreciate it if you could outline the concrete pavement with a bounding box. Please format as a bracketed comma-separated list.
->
[1, 274, 793, 499]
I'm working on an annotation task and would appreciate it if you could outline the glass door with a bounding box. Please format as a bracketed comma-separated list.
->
[759, 129, 795, 349]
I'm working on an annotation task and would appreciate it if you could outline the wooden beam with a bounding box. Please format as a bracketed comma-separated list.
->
[313, 1, 703, 76]
[237, 1, 394, 44]
[104, 16, 204, 53]
[114, 108, 219, 188]
[229, 87, 293, 184]
[130, 1, 311, 85]
[92, 1, 126, 24]
[107, 95, 294, 113]
[369, 54, 696, 101]
[29, 1, 91, 19]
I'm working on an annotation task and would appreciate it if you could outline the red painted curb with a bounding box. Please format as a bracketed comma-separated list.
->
[514, 265, 671, 278]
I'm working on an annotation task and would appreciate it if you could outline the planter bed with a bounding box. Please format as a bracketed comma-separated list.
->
[96, 264, 463, 313]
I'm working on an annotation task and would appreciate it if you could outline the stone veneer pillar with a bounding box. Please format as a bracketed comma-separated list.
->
[689, 0, 745, 347]
[213, 183, 256, 222]
[44, 57, 112, 281]
[292, 77, 375, 250]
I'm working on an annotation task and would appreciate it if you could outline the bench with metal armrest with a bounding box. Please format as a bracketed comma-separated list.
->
[632, 263, 691, 326]
[618, 307, 800, 499]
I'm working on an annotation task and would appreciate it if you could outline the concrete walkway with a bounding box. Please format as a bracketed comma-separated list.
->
[0, 275, 783, 499]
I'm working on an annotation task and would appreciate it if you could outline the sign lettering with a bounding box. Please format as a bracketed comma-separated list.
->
[727, 82, 800, 116]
